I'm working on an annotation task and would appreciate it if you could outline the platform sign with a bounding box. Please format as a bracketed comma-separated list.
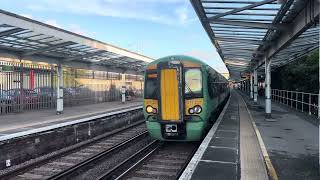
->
[0, 65, 14, 72]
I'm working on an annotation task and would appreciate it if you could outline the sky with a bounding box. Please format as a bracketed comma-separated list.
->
[0, 0, 228, 74]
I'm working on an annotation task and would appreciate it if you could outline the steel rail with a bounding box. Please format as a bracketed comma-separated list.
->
[97, 140, 161, 180]
[111, 143, 199, 180]
[1, 119, 145, 179]
[175, 144, 200, 179]
[48, 130, 149, 180]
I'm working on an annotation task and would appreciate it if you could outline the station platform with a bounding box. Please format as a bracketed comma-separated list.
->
[181, 91, 319, 180]
[0, 99, 142, 140]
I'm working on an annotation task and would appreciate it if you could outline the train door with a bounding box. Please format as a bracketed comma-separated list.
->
[158, 61, 185, 139]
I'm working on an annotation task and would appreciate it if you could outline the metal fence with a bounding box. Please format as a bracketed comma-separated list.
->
[271, 89, 319, 117]
[0, 61, 56, 114]
[0, 60, 143, 115]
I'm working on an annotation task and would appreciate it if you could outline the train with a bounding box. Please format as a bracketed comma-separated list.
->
[143, 55, 229, 141]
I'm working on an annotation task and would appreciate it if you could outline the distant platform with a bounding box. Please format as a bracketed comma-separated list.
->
[0, 100, 142, 141]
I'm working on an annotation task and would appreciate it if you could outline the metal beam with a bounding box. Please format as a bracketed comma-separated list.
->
[0, 49, 141, 75]
[204, 7, 279, 11]
[210, 19, 288, 30]
[22, 41, 75, 57]
[215, 37, 265, 45]
[257, 0, 320, 68]
[224, 49, 264, 55]
[64, 50, 106, 61]
[0, 28, 24, 37]
[190, 0, 225, 61]
[208, 0, 276, 20]
[227, 65, 250, 69]
[227, 66, 248, 71]
[207, 12, 277, 16]
[202, 0, 275, 4]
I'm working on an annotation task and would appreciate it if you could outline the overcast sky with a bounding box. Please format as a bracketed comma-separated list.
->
[0, 0, 228, 74]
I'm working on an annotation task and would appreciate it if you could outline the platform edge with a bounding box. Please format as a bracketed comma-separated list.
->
[239, 95, 278, 180]
[0, 106, 142, 142]
[179, 95, 231, 180]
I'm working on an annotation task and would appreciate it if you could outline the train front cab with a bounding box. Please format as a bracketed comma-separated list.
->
[144, 61, 207, 141]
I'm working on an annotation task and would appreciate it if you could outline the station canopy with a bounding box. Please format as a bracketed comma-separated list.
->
[191, 0, 319, 81]
[0, 9, 154, 73]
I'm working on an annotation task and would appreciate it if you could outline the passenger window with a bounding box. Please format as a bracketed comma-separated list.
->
[208, 76, 214, 98]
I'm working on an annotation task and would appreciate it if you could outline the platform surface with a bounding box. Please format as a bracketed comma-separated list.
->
[240, 92, 319, 180]
[190, 92, 241, 180]
[181, 90, 319, 180]
[0, 99, 142, 137]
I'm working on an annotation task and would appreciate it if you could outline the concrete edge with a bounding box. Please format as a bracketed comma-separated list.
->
[239, 94, 279, 180]
[0, 105, 143, 142]
[179, 95, 231, 180]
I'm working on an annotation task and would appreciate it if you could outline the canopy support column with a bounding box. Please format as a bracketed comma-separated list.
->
[318, 49, 320, 119]
[254, 69, 258, 103]
[318, 48, 320, 173]
[265, 57, 271, 118]
[56, 64, 64, 115]
[250, 74, 253, 99]
[245, 80, 248, 93]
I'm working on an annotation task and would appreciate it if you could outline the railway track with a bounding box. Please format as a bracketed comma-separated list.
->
[99, 142, 199, 180]
[3, 121, 148, 180]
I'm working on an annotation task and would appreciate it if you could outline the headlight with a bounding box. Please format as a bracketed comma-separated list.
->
[146, 106, 153, 113]
[188, 105, 202, 114]
[146, 105, 157, 114]
[194, 105, 202, 113]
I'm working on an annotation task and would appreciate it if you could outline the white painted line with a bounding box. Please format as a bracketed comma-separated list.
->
[200, 160, 237, 165]
[209, 146, 238, 151]
[240, 95, 279, 180]
[179, 96, 231, 180]
[214, 136, 237, 140]
[0, 106, 142, 142]
[217, 129, 237, 132]
[0, 103, 143, 132]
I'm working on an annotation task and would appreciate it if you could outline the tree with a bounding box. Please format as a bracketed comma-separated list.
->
[272, 49, 319, 93]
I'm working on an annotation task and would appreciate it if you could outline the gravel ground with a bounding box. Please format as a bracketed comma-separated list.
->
[7, 123, 146, 180]
[121, 142, 198, 180]
[71, 136, 154, 180]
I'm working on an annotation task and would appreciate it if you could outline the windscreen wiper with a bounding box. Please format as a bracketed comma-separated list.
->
[185, 82, 196, 97]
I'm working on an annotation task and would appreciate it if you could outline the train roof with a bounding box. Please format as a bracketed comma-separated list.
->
[146, 55, 228, 81]
[148, 55, 207, 66]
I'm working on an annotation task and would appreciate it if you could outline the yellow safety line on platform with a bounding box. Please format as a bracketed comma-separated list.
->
[240, 95, 279, 180]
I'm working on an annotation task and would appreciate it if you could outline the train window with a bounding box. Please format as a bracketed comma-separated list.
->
[144, 73, 158, 99]
[208, 75, 214, 98]
[184, 68, 202, 98]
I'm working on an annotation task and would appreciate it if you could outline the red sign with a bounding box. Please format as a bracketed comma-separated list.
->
[30, 70, 35, 89]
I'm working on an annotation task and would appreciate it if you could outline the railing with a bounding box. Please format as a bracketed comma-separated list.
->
[271, 89, 319, 117]
[0, 60, 144, 115]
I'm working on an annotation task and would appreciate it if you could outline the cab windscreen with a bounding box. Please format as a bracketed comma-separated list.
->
[144, 72, 158, 99]
[184, 68, 202, 98]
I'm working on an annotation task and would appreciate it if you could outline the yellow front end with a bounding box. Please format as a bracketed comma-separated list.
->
[160, 69, 180, 121]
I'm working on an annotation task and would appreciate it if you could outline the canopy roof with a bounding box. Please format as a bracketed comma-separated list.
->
[0, 9, 154, 73]
[191, 0, 319, 80]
